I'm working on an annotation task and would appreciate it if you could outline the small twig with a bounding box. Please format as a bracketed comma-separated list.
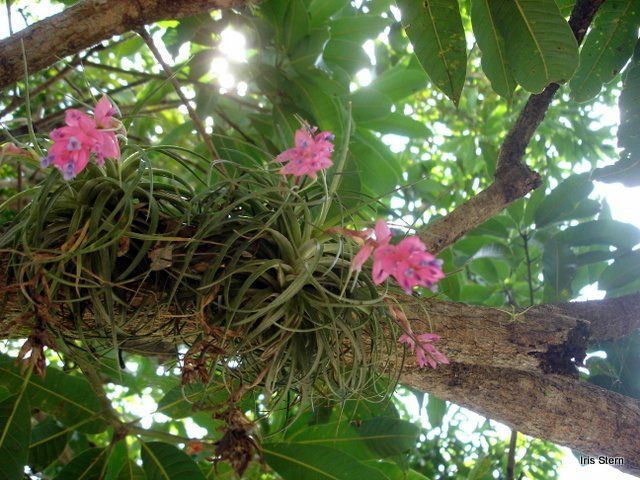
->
[506, 429, 518, 480]
[521, 230, 535, 306]
[138, 27, 224, 172]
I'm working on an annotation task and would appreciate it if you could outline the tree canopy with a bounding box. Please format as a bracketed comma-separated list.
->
[0, 0, 639, 479]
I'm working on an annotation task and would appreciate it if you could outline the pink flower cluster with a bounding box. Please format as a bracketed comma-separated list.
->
[398, 333, 449, 369]
[388, 304, 449, 369]
[276, 126, 334, 179]
[42, 96, 121, 180]
[347, 220, 445, 294]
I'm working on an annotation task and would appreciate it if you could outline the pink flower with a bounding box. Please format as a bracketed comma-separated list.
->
[276, 125, 334, 179]
[350, 220, 392, 273]
[42, 95, 121, 180]
[372, 236, 444, 294]
[398, 332, 449, 369]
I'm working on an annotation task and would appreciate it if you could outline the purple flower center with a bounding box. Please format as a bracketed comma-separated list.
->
[40, 154, 54, 168]
[67, 136, 81, 151]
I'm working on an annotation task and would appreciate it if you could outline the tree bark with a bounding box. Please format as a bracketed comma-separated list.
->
[2, 256, 639, 475]
[400, 363, 640, 476]
[0, 0, 252, 90]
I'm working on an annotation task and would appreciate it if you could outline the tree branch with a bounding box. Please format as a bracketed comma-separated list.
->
[553, 292, 640, 342]
[400, 363, 640, 476]
[0, 0, 253, 90]
[418, 0, 605, 254]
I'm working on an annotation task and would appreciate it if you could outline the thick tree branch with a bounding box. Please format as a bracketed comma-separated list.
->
[0, 0, 252, 90]
[419, 0, 605, 254]
[1, 257, 638, 473]
[554, 292, 640, 342]
[400, 363, 640, 476]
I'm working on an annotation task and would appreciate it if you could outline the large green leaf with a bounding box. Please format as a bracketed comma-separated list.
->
[351, 88, 393, 125]
[533, 174, 593, 227]
[56, 448, 109, 480]
[0, 393, 31, 480]
[329, 16, 392, 43]
[263, 443, 390, 480]
[324, 38, 371, 74]
[426, 396, 447, 428]
[350, 128, 401, 196]
[542, 237, 577, 302]
[309, 0, 349, 28]
[470, 0, 517, 99]
[396, 0, 467, 105]
[286, 417, 419, 460]
[598, 250, 640, 291]
[488, 0, 579, 93]
[570, 0, 640, 102]
[365, 460, 429, 480]
[28, 418, 69, 473]
[363, 112, 431, 138]
[595, 42, 640, 186]
[117, 462, 147, 480]
[366, 63, 428, 102]
[283, 0, 310, 51]
[0, 355, 107, 434]
[556, 219, 640, 250]
[141, 441, 206, 480]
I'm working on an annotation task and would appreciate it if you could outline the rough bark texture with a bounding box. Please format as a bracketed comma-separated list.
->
[403, 298, 590, 376]
[0, 0, 252, 90]
[400, 364, 640, 476]
[554, 293, 640, 342]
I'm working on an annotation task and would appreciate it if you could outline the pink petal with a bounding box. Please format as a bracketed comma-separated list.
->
[351, 243, 374, 272]
[374, 220, 392, 245]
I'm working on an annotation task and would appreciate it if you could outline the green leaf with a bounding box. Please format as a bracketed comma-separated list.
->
[570, 0, 640, 102]
[350, 128, 401, 195]
[467, 456, 493, 480]
[488, 0, 579, 93]
[426, 396, 447, 428]
[363, 112, 431, 138]
[0, 355, 107, 434]
[0, 387, 10, 404]
[287, 417, 419, 460]
[396, 0, 467, 104]
[557, 219, 640, 249]
[599, 250, 640, 291]
[470, 0, 517, 99]
[595, 41, 640, 186]
[28, 418, 69, 473]
[291, 27, 331, 70]
[534, 174, 593, 227]
[351, 88, 393, 124]
[324, 38, 371, 74]
[117, 462, 147, 480]
[141, 441, 206, 480]
[263, 443, 390, 480]
[56, 448, 109, 480]
[0, 393, 31, 480]
[283, 0, 311, 51]
[309, 0, 348, 28]
[330, 16, 392, 43]
[542, 237, 577, 302]
[367, 63, 428, 102]
[365, 460, 429, 479]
